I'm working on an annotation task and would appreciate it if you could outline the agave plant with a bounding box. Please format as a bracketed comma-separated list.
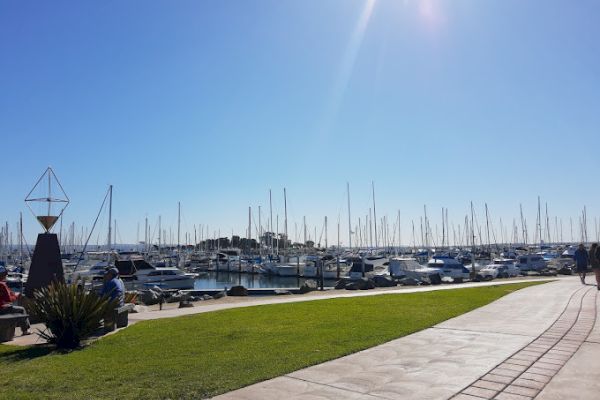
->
[28, 282, 119, 349]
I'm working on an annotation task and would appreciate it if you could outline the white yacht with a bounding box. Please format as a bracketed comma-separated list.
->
[347, 256, 389, 279]
[389, 257, 442, 283]
[427, 255, 470, 281]
[115, 256, 195, 290]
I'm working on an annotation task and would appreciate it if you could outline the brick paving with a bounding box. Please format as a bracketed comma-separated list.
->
[451, 286, 597, 400]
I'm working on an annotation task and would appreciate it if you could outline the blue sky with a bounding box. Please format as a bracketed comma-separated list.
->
[1, 0, 599, 247]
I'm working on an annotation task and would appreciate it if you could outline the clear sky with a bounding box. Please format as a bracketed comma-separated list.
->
[1, 0, 599, 247]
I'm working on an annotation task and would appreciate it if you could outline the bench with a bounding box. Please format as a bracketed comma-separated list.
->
[104, 303, 135, 332]
[0, 313, 29, 343]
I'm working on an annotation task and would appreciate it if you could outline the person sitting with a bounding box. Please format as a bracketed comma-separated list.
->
[101, 267, 125, 307]
[0, 266, 31, 336]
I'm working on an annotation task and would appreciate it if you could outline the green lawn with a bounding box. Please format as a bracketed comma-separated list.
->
[0, 282, 544, 400]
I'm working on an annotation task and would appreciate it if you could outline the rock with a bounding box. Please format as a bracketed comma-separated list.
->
[274, 289, 292, 295]
[371, 275, 396, 287]
[178, 301, 194, 308]
[131, 305, 148, 313]
[227, 285, 249, 296]
[202, 294, 213, 300]
[441, 276, 454, 283]
[139, 289, 160, 305]
[335, 278, 351, 289]
[399, 277, 421, 286]
[344, 278, 375, 290]
[213, 291, 227, 299]
[299, 279, 318, 293]
[166, 293, 183, 303]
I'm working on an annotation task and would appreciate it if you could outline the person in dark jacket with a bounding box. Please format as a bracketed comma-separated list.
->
[574, 244, 589, 284]
[590, 243, 600, 290]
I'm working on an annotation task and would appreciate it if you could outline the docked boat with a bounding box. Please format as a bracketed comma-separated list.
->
[114, 255, 195, 290]
[273, 264, 300, 277]
[346, 255, 389, 279]
[389, 257, 441, 283]
[427, 255, 470, 281]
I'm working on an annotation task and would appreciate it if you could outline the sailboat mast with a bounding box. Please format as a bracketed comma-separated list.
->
[372, 181, 378, 249]
[485, 203, 490, 251]
[325, 216, 328, 249]
[284, 188, 288, 252]
[347, 182, 352, 250]
[269, 189, 273, 254]
[107, 185, 113, 251]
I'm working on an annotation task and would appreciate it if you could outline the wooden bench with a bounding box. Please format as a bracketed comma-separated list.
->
[0, 313, 29, 343]
[104, 303, 135, 332]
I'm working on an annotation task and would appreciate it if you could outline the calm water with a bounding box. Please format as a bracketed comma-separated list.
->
[193, 272, 338, 289]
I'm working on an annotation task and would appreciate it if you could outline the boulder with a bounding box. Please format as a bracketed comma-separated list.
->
[213, 291, 227, 299]
[299, 279, 318, 294]
[399, 277, 421, 286]
[202, 294, 213, 300]
[228, 286, 248, 296]
[274, 289, 292, 295]
[335, 278, 351, 290]
[166, 293, 183, 303]
[178, 301, 194, 308]
[131, 304, 148, 313]
[371, 275, 396, 287]
[345, 278, 375, 290]
[139, 289, 160, 305]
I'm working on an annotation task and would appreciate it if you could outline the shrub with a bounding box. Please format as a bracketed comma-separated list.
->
[28, 282, 119, 349]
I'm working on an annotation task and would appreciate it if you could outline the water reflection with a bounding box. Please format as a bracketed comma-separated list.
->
[193, 272, 338, 289]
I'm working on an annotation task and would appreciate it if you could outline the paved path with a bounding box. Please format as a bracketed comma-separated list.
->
[213, 279, 600, 400]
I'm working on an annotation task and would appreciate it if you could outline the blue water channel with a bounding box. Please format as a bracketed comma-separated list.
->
[193, 272, 339, 289]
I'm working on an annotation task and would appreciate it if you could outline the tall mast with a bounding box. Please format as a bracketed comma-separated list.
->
[269, 189, 273, 254]
[470, 201, 475, 248]
[248, 206, 252, 252]
[324, 216, 328, 249]
[177, 202, 181, 266]
[372, 181, 378, 249]
[397, 210, 401, 254]
[441, 207, 445, 249]
[19, 212, 23, 264]
[537, 196, 542, 247]
[284, 188, 288, 252]
[158, 215, 162, 254]
[347, 182, 352, 250]
[303, 216, 307, 245]
[369, 208, 373, 248]
[485, 203, 490, 251]
[107, 185, 113, 251]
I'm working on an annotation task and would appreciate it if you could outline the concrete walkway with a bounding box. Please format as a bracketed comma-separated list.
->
[213, 278, 600, 400]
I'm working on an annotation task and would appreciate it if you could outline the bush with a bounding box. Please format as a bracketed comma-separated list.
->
[28, 282, 119, 349]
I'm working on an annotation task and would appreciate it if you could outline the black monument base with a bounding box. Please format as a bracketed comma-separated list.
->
[24, 233, 65, 298]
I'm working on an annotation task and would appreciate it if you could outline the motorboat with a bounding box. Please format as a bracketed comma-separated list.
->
[346, 256, 389, 279]
[427, 255, 470, 281]
[322, 260, 351, 279]
[478, 258, 520, 279]
[114, 255, 195, 290]
[273, 264, 300, 277]
[388, 257, 441, 283]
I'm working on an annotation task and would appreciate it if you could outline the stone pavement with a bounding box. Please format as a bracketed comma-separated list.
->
[213, 279, 600, 400]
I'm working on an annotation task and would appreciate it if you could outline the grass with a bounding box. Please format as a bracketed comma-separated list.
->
[0, 282, 544, 399]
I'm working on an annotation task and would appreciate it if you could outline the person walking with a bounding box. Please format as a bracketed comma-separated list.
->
[590, 243, 600, 290]
[574, 243, 589, 284]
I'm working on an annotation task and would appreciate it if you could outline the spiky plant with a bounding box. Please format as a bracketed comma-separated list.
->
[28, 282, 119, 349]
